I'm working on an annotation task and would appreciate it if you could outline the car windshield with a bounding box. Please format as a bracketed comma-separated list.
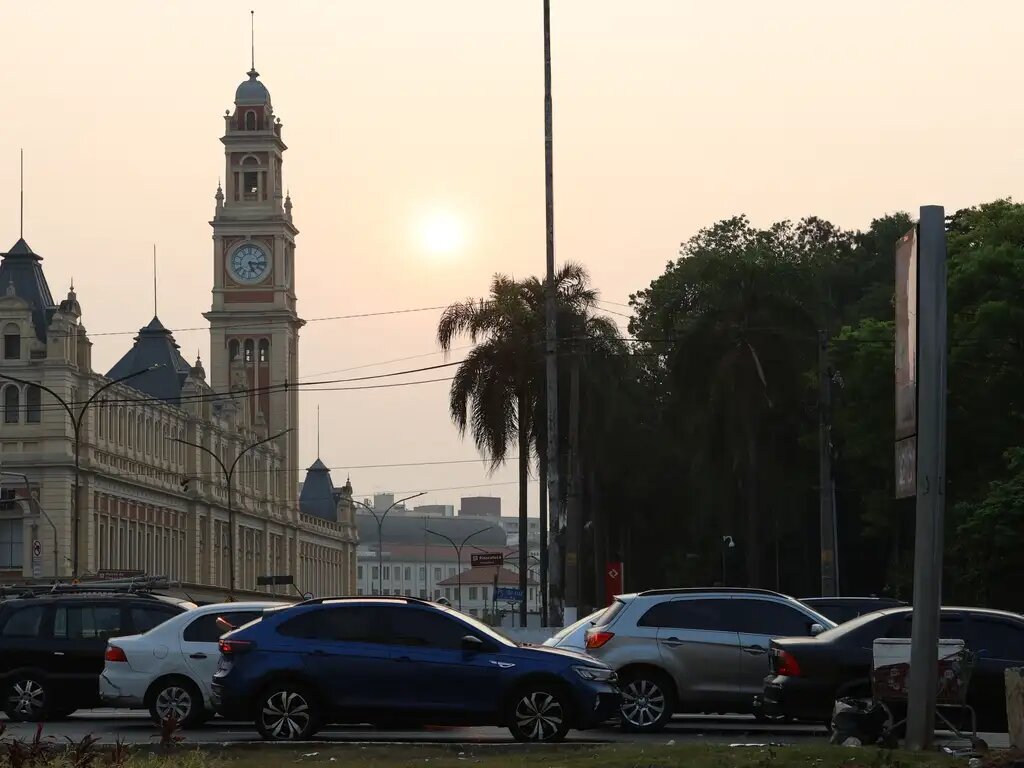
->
[551, 609, 604, 642]
[443, 607, 516, 647]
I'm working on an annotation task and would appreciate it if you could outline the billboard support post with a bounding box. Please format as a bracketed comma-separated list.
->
[904, 205, 948, 751]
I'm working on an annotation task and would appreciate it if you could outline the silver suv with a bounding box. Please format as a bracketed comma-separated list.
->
[584, 588, 834, 731]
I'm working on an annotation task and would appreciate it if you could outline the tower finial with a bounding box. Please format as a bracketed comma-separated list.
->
[153, 244, 158, 317]
[19, 149, 24, 239]
[250, 10, 255, 71]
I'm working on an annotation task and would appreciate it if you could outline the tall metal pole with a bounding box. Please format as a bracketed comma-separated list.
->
[542, 0, 562, 626]
[818, 330, 837, 596]
[427, 526, 495, 612]
[905, 206, 948, 750]
[349, 493, 426, 595]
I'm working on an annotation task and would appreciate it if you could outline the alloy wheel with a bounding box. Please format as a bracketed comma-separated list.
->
[261, 690, 312, 740]
[621, 678, 666, 728]
[513, 691, 565, 741]
[155, 686, 193, 723]
[9, 679, 46, 719]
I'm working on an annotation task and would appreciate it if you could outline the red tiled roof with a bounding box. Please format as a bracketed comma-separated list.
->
[437, 565, 538, 587]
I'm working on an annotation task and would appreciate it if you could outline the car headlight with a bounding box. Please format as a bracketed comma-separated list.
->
[573, 665, 616, 682]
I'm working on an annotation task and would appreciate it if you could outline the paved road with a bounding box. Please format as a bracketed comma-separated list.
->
[0, 711, 830, 745]
[0, 710, 1007, 748]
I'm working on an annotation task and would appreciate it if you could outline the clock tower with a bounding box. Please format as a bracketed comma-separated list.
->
[205, 66, 303, 504]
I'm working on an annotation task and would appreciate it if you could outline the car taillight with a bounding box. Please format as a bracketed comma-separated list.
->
[105, 645, 127, 663]
[774, 649, 801, 677]
[585, 630, 614, 650]
[219, 639, 254, 655]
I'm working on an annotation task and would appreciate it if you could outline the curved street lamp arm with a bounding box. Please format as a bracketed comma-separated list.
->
[229, 428, 292, 478]
[78, 366, 157, 430]
[0, 372, 74, 423]
[461, 526, 498, 551]
[425, 528, 456, 550]
[172, 436, 229, 479]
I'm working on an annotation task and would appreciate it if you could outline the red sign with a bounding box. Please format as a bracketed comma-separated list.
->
[605, 562, 624, 604]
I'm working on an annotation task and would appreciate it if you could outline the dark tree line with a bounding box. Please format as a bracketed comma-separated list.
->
[441, 198, 1024, 616]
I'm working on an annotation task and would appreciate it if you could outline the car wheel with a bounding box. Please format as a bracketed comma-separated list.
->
[3, 676, 50, 722]
[150, 679, 206, 729]
[507, 685, 571, 743]
[619, 671, 674, 732]
[256, 683, 321, 741]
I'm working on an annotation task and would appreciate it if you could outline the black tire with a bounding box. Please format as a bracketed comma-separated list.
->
[2, 675, 51, 722]
[148, 678, 207, 729]
[255, 682, 321, 741]
[507, 684, 572, 743]
[618, 670, 674, 733]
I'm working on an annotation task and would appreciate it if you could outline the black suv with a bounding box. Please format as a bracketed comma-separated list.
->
[0, 591, 193, 721]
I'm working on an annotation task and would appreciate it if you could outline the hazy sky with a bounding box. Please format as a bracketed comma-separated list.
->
[3, 1, 1023, 516]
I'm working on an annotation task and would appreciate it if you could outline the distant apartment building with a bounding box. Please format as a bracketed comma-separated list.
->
[500, 516, 542, 547]
[459, 496, 501, 519]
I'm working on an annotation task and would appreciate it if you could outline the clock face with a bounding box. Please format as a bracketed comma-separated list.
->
[229, 243, 269, 284]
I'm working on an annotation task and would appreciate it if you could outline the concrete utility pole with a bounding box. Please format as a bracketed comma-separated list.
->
[905, 206, 948, 750]
[541, 0, 563, 625]
[818, 330, 837, 597]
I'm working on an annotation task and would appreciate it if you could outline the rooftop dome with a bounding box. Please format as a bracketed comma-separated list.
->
[235, 68, 271, 106]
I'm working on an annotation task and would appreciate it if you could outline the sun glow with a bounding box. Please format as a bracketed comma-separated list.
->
[418, 211, 466, 258]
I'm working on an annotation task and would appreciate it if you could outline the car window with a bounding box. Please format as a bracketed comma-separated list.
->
[733, 600, 818, 636]
[184, 611, 263, 643]
[131, 606, 179, 634]
[593, 599, 626, 628]
[385, 607, 474, 649]
[886, 613, 966, 640]
[1, 605, 47, 638]
[638, 598, 735, 630]
[278, 606, 387, 643]
[54, 605, 123, 640]
[969, 617, 1024, 660]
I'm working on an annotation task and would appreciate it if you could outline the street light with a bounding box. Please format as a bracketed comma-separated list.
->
[0, 366, 156, 577]
[426, 525, 497, 611]
[348, 493, 426, 594]
[172, 428, 291, 595]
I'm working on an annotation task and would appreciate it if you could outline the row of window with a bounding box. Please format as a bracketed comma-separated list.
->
[2, 384, 41, 424]
[358, 565, 456, 583]
[229, 338, 270, 364]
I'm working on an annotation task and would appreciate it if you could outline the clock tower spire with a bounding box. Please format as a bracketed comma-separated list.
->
[204, 65, 304, 505]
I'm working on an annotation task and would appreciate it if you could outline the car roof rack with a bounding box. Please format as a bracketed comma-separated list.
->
[0, 576, 171, 600]
[295, 594, 436, 608]
[636, 587, 786, 598]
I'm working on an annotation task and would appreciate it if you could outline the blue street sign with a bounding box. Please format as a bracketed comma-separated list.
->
[495, 587, 523, 602]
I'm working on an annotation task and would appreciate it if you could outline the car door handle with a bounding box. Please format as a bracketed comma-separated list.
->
[660, 636, 684, 648]
[189, 653, 208, 660]
[743, 645, 767, 655]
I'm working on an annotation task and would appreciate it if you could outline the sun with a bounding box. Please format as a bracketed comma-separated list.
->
[418, 211, 466, 258]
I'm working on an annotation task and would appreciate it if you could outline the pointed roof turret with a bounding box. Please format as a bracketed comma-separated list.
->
[300, 458, 338, 521]
[0, 237, 57, 340]
[105, 316, 193, 404]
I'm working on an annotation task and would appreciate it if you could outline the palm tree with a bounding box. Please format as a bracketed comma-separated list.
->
[438, 263, 612, 623]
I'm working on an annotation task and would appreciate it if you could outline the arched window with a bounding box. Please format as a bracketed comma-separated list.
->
[127, 413, 134, 449]
[245, 110, 257, 131]
[244, 339, 254, 363]
[258, 339, 269, 363]
[26, 385, 41, 424]
[3, 323, 20, 360]
[145, 418, 152, 454]
[229, 339, 240, 361]
[136, 417, 143, 451]
[3, 385, 19, 423]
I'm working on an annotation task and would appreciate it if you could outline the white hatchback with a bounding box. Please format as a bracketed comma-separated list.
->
[99, 601, 285, 727]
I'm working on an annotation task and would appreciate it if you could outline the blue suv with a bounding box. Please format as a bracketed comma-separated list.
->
[211, 597, 620, 742]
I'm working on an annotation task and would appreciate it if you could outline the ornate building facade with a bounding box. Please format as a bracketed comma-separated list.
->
[0, 67, 357, 601]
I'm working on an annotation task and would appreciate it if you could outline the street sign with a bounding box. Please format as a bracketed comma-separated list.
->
[895, 226, 919, 498]
[97, 569, 144, 580]
[470, 552, 503, 568]
[605, 561, 624, 603]
[495, 587, 523, 602]
[32, 540, 41, 559]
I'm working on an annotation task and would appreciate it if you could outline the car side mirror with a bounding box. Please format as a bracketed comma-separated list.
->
[462, 635, 486, 652]
[810, 623, 825, 636]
